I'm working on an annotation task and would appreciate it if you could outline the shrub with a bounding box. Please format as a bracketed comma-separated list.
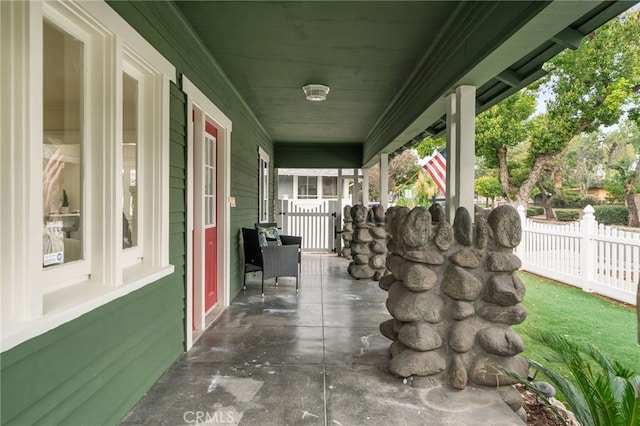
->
[593, 205, 628, 226]
[527, 206, 544, 217]
[508, 333, 640, 426]
[555, 209, 580, 221]
[553, 191, 582, 208]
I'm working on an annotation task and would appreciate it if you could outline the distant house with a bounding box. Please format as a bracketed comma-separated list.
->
[277, 168, 348, 200]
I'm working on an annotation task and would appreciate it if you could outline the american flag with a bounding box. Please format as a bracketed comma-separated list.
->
[423, 149, 446, 196]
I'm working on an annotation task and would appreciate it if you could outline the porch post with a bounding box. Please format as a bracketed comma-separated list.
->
[380, 153, 389, 209]
[353, 169, 362, 205]
[337, 169, 343, 204]
[455, 85, 476, 221]
[445, 93, 457, 223]
[362, 168, 370, 207]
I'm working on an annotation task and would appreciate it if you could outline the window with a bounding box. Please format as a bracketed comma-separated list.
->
[278, 175, 294, 200]
[122, 71, 138, 251]
[42, 20, 85, 271]
[204, 128, 216, 227]
[322, 176, 338, 199]
[298, 176, 318, 199]
[1, 0, 175, 351]
[258, 147, 269, 222]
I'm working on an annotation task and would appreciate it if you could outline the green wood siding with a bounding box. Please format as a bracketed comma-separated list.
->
[0, 83, 188, 426]
[1, 1, 281, 424]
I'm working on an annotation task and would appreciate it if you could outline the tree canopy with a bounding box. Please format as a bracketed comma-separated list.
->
[474, 9, 640, 210]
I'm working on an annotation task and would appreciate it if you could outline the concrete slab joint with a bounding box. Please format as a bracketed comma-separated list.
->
[380, 204, 529, 422]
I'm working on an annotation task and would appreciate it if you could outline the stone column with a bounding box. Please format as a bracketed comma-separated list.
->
[368, 204, 388, 281]
[341, 205, 353, 259]
[379, 205, 528, 421]
[347, 204, 374, 279]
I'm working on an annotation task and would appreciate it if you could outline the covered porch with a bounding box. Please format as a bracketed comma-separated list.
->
[122, 254, 524, 425]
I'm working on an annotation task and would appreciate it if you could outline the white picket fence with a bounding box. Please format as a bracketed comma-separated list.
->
[277, 199, 339, 252]
[515, 205, 639, 306]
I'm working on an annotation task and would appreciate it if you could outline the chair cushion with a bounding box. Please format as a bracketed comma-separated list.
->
[257, 225, 282, 246]
[257, 232, 268, 247]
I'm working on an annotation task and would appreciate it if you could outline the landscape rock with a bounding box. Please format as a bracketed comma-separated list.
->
[402, 262, 439, 292]
[453, 207, 473, 246]
[486, 252, 522, 272]
[442, 264, 483, 301]
[378, 274, 396, 291]
[379, 319, 397, 341]
[477, 326, 525, 356]
[434, 221, 454, 251]
[450, 248, 480, 269]
[484, 274, 526, 306]
[387, 281, 444, 323]
[448, 320, 477, 353]
[398, 322, 442, 351]
[449, 355, 468, 390]
[488, 205, 522, 248]
[389, 349, 447, 377]
[470, 355, 529, 386]
[451, 301, 475, 320]
[478, 303, 528, 325]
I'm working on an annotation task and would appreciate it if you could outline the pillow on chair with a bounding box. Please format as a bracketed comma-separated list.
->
[257, 232, 269, 247]
[256, 225, 282, 246]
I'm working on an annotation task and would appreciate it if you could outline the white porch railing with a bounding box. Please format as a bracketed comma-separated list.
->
[515, 205, 639, 306]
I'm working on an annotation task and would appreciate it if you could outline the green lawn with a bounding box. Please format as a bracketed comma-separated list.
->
[513, 272, 640, 374]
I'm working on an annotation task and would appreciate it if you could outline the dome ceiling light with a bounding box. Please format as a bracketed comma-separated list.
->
[302, 84, 330, 101]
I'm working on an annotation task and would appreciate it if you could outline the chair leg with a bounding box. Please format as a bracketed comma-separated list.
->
[261, 274, 265, 297]
[243, 269, 247, 291]
[275, 277, 278, 287]
[296, 272, 299, 294]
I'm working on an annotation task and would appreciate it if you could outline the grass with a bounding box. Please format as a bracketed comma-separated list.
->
[513, 272, 640, 375]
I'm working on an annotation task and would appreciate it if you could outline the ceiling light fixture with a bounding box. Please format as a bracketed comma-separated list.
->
[302, 84, 330, 101]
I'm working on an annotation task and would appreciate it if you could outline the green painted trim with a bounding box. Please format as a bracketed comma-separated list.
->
[274, 143, 363, 168]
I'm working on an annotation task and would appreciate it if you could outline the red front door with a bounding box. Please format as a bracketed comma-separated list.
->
[204, 121, 218, 311]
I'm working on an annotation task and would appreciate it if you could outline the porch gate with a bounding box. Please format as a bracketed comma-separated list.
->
[277, 199, 338, 252]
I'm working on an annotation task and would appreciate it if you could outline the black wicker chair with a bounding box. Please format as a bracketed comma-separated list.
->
[241, 228, 300, 296]
[255, 223, 302, 270]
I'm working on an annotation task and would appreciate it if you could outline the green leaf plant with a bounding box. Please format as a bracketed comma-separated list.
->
[505, 332, 640, 426]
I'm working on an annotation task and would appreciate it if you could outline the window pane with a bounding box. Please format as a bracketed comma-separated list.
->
[43, 20, 84, 268]
[204, 134, 215, 226]
[322, 176, 337, 198]
[307, 177, 317, 198]
[278, 175, 293, 199]
[123, 72, 138, 249]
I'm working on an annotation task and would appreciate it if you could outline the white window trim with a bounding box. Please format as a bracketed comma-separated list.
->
[0, 0, 175, 352]
[258, 147, 270, 223]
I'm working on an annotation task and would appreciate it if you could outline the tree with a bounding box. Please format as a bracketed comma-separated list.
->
[475, 10, 640, 208]
[413, 171, 437, 207]
[604, 121, 640, 226]
[475, 89, 537, 203]
[414, 136, 445, 159]
[564, 132, 606, 196]
[368, 149, 421, 201]
[474, 176, 502, 207]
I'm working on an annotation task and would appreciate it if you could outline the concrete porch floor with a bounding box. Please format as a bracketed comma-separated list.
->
[120, 254, 524, 425]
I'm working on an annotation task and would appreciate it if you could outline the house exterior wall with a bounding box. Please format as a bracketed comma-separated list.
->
[1, 1, 273, 424]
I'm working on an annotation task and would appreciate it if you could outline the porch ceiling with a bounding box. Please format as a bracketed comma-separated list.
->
[175, 1, 634, 167]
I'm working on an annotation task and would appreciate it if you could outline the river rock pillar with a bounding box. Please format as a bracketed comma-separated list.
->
[379, 205, 529, 420]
